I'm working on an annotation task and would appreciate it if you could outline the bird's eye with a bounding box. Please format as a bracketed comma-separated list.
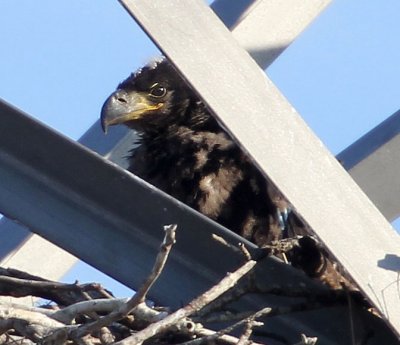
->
[149, 84, 167, 98]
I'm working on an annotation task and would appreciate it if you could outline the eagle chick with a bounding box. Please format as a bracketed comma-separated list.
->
[100, 58, 353, 290]
[101, 58, 286, 246]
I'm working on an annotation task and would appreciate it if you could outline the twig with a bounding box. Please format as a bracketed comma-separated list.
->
[182, 307, 270, 345]
[114, 259, 257, 345]
[194, 276, 251, 319]
[239, 243, 252, 261]
[76, 335, 97, 345]
[134, 224, 177, 303]
[0, 267, 112, 306]
[293, 334, 318, 345]
[0, 301, 56, 317]
[68, 224, 177, 339]
[0, 305, 66, 342]
[0, 334, 35, 345]
[51, 298, 129, 324]
[212, 234, 252, 260]
[236, 320, 263, 345]
[98, 327, 115, 344]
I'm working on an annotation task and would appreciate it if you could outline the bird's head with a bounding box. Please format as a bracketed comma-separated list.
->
[101, 58, 197, 133]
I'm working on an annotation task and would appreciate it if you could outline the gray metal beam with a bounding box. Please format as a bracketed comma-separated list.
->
[212, 0, 331, 69]
[0, 221, 76, 278]
[0, 122, 128, 278]
[2, 99, 387, 344]
[0, 0, 399, 341]
[0, 118, 130, 282]
[0, 99, 247, 302]
[120, 0, 400, 335]
[1, 98, 397, 344]
[0, 0, 332, 282]
[337, 109, 400, 222]
[0, 219, 77, 305]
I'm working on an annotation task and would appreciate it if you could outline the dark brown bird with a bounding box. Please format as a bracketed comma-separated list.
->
[100, 58, 354, 290]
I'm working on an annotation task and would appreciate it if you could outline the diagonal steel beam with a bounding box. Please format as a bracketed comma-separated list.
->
[0, 0, 332, 283]
[212, 0, 331, 69]
[337, 109, 400, 222]
[120, 0, 400, 334]
[0, 0, 398, 341]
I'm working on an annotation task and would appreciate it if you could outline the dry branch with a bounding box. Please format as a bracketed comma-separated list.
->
[0, 305, 66, 342]
[293, 334, 318, 345]
[0, 225, 177, 344]
[0, 267, 112, 305]
[114, 259, 256, 345]
[0, 223, 362, 345]
[70, 224, 177, 339]
[182, 307, 270, 345]
[212, 234, 252, 260]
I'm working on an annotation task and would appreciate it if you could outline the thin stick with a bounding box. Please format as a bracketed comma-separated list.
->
[236, 320, 262, 345]
[69, 224, 177, 339]
[293, 334, 318, 345]
[114, 259, 257, 345]
[183, 307, 270, 345]
[133, 224, 177, 303]
[212, 234, 245, 257]
[239, 243, 252, 261]
[0, 267, 112, 305]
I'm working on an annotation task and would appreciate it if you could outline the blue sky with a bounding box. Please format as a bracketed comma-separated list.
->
[1, 1, 399, 296]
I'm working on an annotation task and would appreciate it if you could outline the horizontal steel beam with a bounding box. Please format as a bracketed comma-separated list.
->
[1, 99, 397, 344]
[120, 0, 400, 335]
[0, 99, 247, 301]
[0, 119, 129, 282]
[0, 111, 131, 282]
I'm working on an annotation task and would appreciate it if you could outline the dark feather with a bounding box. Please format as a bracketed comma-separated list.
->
[101, 58, 356, 290]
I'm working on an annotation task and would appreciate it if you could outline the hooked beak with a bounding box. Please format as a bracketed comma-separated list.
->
[100, 90, 163, 133]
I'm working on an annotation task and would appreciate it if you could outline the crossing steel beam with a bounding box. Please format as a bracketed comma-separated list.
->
[120, 0, 400, 335]
[1, 0, 400, 342]
[0, 0, 332, 282]
[338, 109, 400, 221]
